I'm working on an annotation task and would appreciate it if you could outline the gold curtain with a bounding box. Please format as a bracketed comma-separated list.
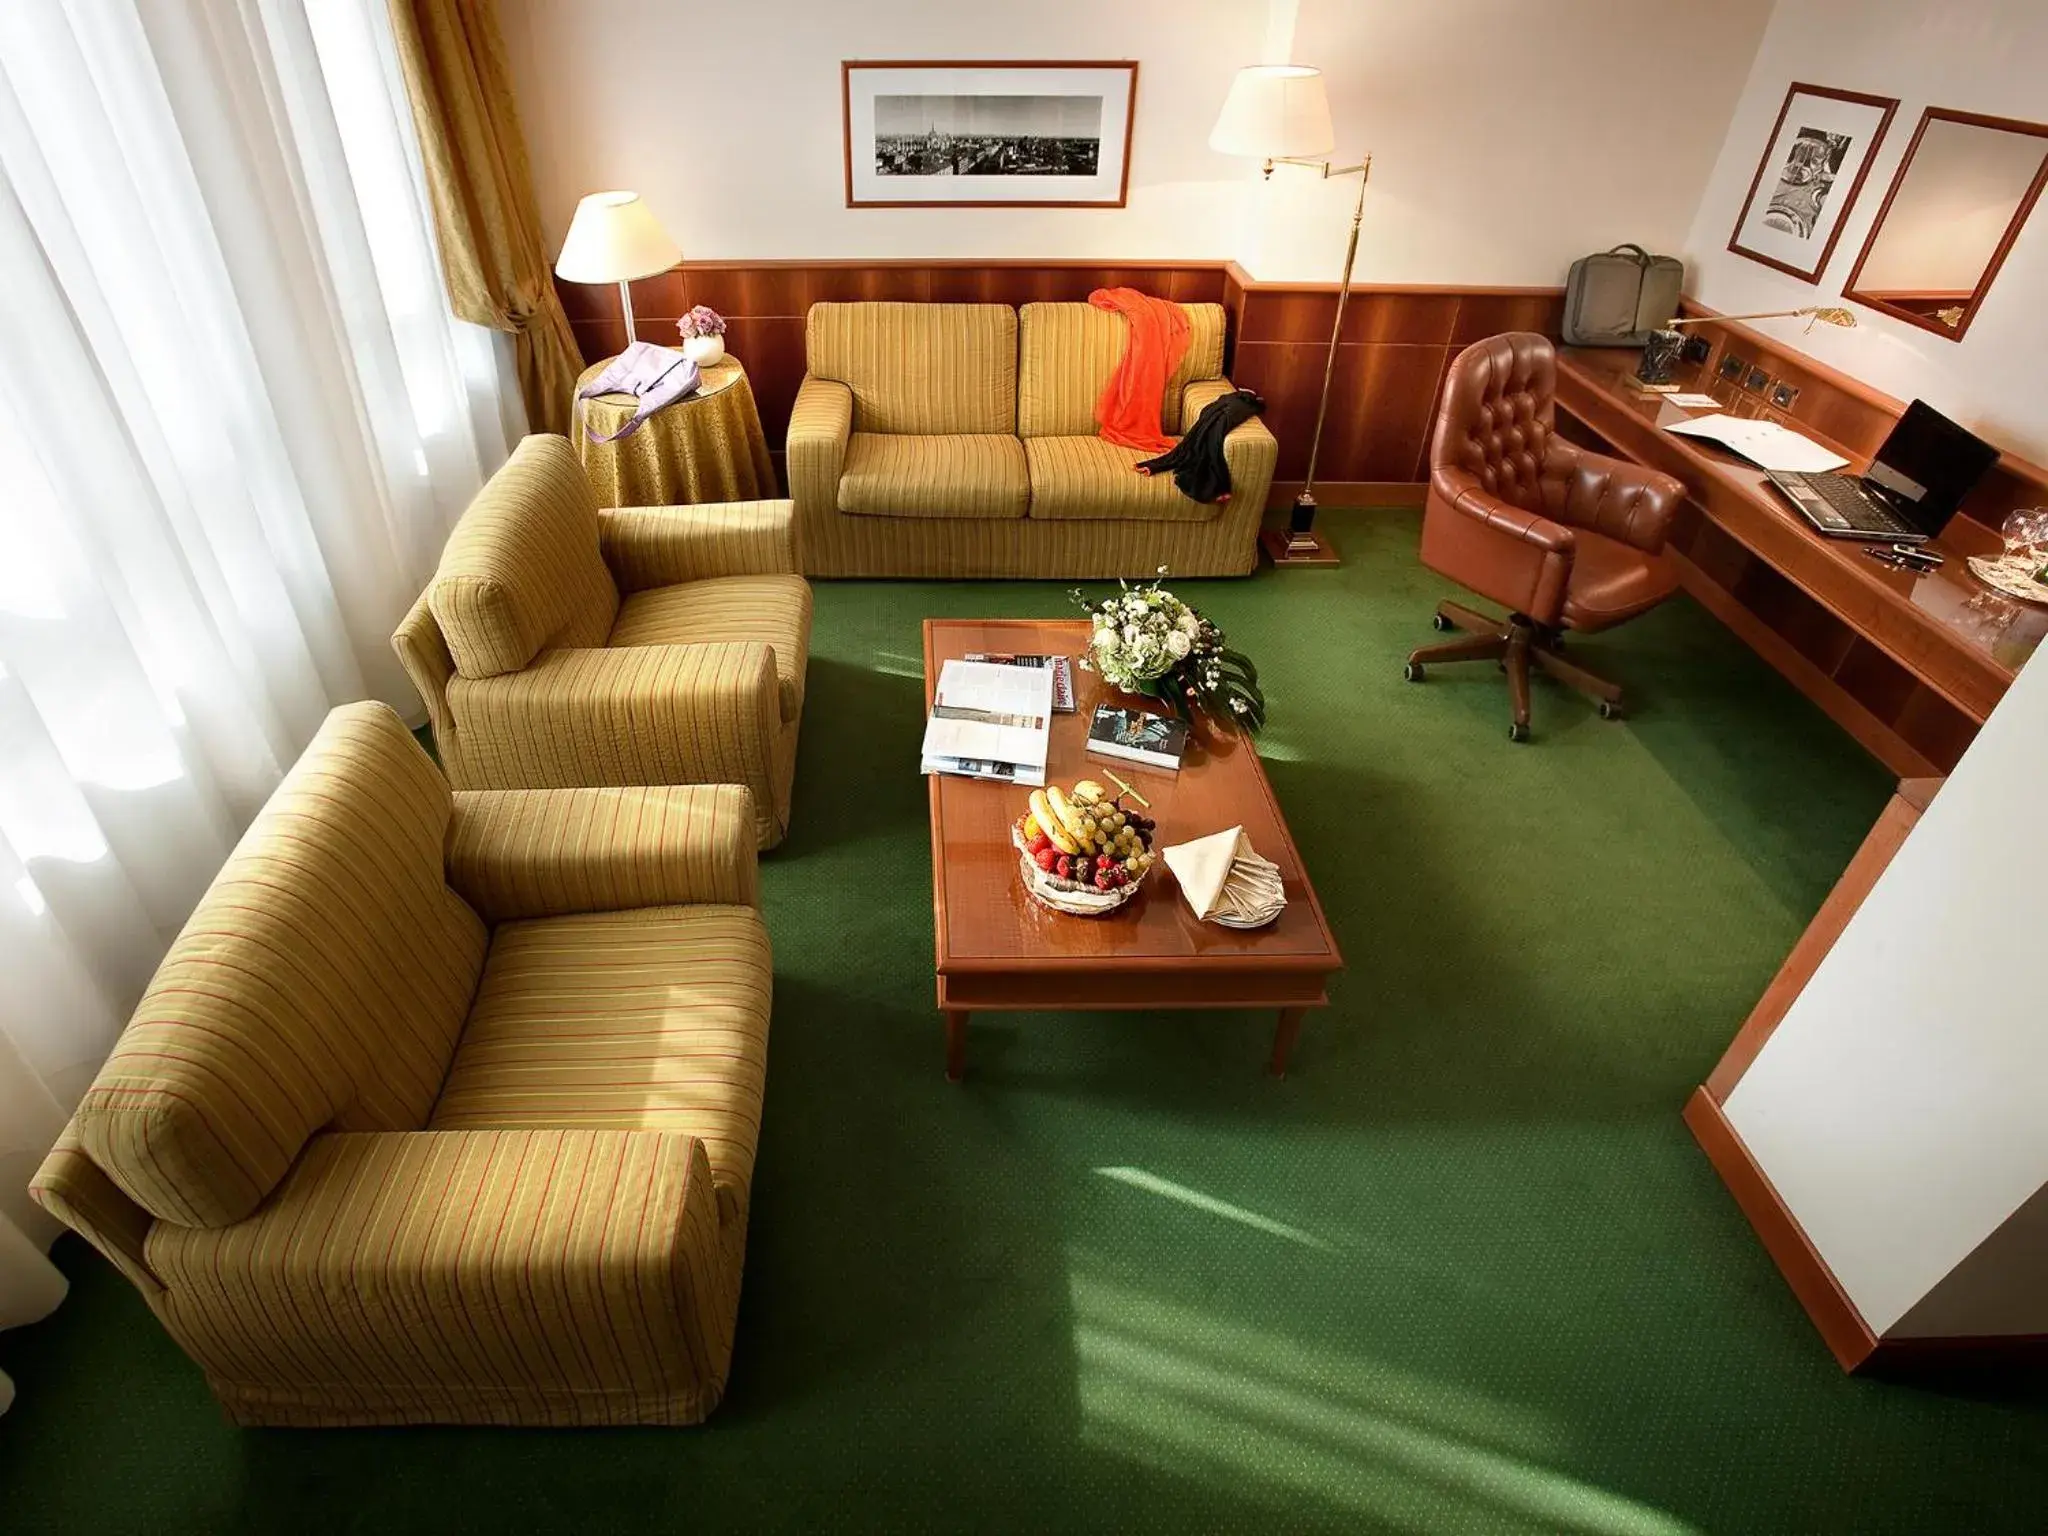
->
[385, 0, 582, 435]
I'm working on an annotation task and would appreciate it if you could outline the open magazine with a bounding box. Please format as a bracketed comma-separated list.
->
[920, 659, 1055, 786]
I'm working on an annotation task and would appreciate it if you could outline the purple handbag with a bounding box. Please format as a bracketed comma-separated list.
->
[578, 342, 701, 442]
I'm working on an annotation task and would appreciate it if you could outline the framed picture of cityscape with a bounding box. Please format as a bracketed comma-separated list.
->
[843, 61, 1138, 208]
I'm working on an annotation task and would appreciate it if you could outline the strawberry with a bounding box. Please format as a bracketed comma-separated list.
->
[1030, 833, 1053, 855]
[1034, 847, 1057, 872]
[1056, 855, 1072, 880]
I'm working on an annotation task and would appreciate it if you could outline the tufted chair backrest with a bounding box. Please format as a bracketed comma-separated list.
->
[1430, 332, 1558, 516]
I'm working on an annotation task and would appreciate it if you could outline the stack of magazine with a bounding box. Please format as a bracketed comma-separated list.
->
[920, 659, 1055, 785]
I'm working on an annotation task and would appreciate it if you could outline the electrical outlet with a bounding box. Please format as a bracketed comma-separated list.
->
[1717, 351, 1749, 382]
[1770, 381, 1801, 410]
[1681, 334, 1712, 364]
[1744, 365, 1772, 395]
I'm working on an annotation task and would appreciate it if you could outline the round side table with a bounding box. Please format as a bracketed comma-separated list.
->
[571, 355, 778, 507]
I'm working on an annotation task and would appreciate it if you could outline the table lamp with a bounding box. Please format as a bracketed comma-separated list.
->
[554, 191, 682, 345]
[1211, 65, 1371, 566]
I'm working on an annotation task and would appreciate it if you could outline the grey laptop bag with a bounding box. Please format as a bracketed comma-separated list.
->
[1562, 244, 1685, 346]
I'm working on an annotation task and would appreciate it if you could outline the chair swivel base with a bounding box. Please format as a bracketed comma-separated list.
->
[1402, 600, 1625, 742]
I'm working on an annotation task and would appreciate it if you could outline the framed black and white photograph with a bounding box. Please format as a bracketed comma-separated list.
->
[842, 61, 1137, 209]
[1728, 82, 1898, 282]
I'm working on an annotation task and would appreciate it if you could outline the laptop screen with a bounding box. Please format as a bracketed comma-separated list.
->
[1864, 400, 2001, 535]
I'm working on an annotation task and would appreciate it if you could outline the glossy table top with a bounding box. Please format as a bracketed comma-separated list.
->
[923, 619, 1341, 977]
[1556, 348, 2046, 681]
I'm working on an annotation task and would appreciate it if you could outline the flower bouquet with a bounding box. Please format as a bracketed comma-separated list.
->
[676, 305, 727, 366]
[1071, 572, 1265, 730]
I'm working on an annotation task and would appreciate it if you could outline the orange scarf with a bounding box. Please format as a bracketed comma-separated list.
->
[1089, 288, 1190, 453]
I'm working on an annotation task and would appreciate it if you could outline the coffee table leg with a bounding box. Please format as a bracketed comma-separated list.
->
[1269, 1008, 1307, 1078]
[944, 1010, 970, 1083]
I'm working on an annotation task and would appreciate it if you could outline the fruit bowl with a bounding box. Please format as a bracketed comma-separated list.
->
[1014, 781, 1158, 918]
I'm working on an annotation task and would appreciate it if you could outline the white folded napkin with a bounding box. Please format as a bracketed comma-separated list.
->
[1162, 825, 1287, 928]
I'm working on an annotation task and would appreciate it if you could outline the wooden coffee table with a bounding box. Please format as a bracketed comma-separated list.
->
[924, 618, 1343, 1081]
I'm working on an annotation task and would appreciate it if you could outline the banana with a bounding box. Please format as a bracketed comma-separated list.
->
[1072, 779, 1107, 804]
[1045, 785, 1094, 852]
[1029, 790, 1079, 854]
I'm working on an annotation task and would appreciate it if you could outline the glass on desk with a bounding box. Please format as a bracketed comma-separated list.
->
[2000, 507, 2048, 566]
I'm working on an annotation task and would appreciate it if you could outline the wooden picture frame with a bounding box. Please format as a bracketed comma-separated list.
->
[842, 60, 1138, 209]
[1840, 107, 2048, 343]
[1727, 82, 1898, 284]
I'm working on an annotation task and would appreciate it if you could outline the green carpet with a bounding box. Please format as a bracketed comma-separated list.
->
[5, 508, 2045, 1534]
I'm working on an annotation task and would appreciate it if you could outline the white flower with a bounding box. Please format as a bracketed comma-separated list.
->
[1179, 611, 1200, 638]
[1166, 630, 1191, 658]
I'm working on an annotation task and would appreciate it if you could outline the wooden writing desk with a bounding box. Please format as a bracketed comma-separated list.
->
[1555, 347, 2044, 775]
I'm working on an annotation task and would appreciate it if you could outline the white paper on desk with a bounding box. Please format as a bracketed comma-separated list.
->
[1664, 412, 1849, 473]
[921, 660, 1054, 776]
[1665, 392, 1722, 408]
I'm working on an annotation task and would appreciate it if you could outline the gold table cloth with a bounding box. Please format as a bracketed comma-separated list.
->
[573, 356, 777, 507]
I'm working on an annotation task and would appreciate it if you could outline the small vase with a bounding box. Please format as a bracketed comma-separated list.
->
[682, 335, 726, 367]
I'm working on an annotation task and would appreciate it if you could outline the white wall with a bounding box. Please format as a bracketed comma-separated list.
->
[1683, 0, 2048, 462]
[499, 0, 1769, 285]
[1723, 641, 2048, 1335]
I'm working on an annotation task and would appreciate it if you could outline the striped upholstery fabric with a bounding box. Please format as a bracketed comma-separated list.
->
[428, 436, 620, 678]
[447, 785, 758, 922]
[598, 501, 799, 592]
[805, 302, 1017, 434]
[146, 1128, 745, 1426]
[33, 709, 776, 1427]
[30, 1131, 161, 1295]
[70, 704, 486, 1227]
[1025, 437, 1222, 523]
[608, 574, 812, 719]
[432, 906, 772, 1220]
[391, 436, 810, 849]
[837, 433, 1029, 521]
[445, 642, 792, 848]
[1017, 302, 1226, 437]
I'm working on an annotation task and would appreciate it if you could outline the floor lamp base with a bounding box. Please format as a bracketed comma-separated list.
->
[1261, 528, 1341, 567]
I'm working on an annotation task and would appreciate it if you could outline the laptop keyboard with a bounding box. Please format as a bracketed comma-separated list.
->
[1803, 473, 1915, 536]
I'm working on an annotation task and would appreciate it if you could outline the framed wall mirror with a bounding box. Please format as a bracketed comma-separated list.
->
[1843, 107, 2048, 341]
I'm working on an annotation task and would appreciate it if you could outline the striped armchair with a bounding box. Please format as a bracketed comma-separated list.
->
[31, 703, 771, 1427]
[787, 299, 1277, 578]
[394, 435, 811, 849]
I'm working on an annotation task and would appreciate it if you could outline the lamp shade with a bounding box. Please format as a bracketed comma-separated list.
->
[1209, 65, 1336, 160]
[554, 191, 681, 284]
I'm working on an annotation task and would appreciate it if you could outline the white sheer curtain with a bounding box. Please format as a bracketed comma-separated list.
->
[0, 0, 523, 1412]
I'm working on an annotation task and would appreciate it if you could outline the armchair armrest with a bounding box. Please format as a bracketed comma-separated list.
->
[1544, 439, 1685, 553]
[1424, 467, 1579, 622]
[448, 784, 759, 920]
[786, 375, 852, 514]
[599, 501, 798, 591]
[1433, 467, 1577, 553]
[446, 643, 781, 797]
[147, 1129, 739, 1418]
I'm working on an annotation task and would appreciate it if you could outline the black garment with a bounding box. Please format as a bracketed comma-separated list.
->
[1136, 388, 1266, 504]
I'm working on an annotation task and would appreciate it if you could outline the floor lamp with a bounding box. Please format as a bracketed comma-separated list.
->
[1211, 66, 1370, 567]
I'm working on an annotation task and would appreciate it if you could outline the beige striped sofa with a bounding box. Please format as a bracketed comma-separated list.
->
[788, 300, 1278, 578]
[31, 703, 770, 1427]
[394, 434, 810, 849]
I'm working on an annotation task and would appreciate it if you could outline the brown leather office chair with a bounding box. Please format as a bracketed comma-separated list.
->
[1405, 332, 1685, 740]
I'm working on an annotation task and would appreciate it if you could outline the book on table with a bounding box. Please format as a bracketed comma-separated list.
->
[920, 659, 1055, 785]
[1085, 703, 1188, 771]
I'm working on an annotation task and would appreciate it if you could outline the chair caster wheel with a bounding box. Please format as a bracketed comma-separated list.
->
[1432, 612, 1454, 632]
[1599, 700, 1625, 720]
[1508, 721, 1529, 743]
[1403, 662, 1425, 682]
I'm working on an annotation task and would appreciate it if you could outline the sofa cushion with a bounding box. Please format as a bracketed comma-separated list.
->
[72, 704, 487, 1227]
[1017, 301, 1226, 438]
[1024, 436, 1223, 523]
[429, 436, 620, 678]
[607, 574, 812, 722]
[430, 905, 772, 1215]
[806, 302, 1017, 435]
[837, 432, 1029, 521]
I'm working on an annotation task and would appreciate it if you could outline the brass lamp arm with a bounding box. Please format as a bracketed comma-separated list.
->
[1667, 305, 1857, 333]
[1261, 155, 1371, 180]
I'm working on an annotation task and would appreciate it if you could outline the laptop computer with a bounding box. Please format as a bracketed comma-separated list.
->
[1765, 399, 2000, 544]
